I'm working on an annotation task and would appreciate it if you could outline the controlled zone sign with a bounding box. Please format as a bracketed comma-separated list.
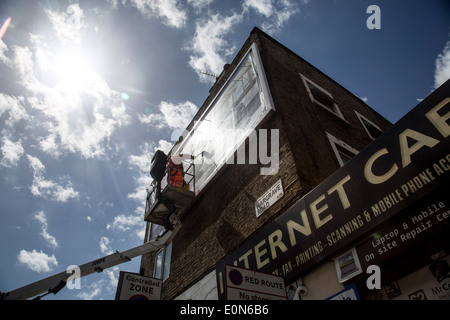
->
[225, 265, 287, 300]
[115, 271, 162, 300]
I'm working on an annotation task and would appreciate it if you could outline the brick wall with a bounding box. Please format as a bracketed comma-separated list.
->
[140, 27, 392, 299]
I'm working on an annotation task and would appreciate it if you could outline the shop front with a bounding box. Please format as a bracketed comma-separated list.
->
[215, 80, 450, 300]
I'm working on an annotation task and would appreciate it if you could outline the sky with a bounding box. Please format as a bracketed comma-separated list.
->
[0, 0, 449, 300]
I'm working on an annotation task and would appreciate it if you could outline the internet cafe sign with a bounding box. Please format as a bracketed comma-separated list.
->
[216, 80, 450, 298]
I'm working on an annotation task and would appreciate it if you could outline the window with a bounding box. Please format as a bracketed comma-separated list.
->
[336, 146, 354, 166]
[154, 242, 172, 281]
[355, 111, 383, 140]
[147, 222, 166, 242]
[301, 74, 345, 120]
[326, 132, 359, 167]
[173, 43, 275, 193]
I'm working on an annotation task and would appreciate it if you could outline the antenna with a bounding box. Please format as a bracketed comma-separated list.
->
[196, 69, 219, 79]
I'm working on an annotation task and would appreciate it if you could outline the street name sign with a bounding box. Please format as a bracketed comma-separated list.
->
[255, 179, 284, 217]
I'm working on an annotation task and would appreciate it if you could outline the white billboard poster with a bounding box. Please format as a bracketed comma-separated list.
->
[115, 271, 162, 300]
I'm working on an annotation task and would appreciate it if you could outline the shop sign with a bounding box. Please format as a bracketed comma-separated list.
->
[216, 80, 450, 299]
[334, 248, 363, 283]
[356, 185, 450, 271]
[225, 265, 287, 300]
[115, 271, 162, 300]
[326, 283, 360, 300]
[255, 179, 284, 217]
[384, 254, 450, 300]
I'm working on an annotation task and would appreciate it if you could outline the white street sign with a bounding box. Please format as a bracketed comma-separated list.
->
[225, 265, 287, 300]
[227, 287, 287, 300]
[255, 179, 284, 217]
[115, 271, 162, 300]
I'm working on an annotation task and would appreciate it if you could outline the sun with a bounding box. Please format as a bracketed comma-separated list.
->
[51, 47, 95, 92]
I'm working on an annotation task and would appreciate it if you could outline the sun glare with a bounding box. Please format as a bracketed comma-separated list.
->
[52, 48, 94, 91]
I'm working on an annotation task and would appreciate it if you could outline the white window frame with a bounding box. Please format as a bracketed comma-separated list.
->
[153, 242, 172, 281]
[326, 132, 359, 167]
[300, 74, 345, 120]
[354, 111, 383, 141]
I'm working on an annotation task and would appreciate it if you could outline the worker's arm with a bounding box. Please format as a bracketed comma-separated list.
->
[179, 154, 195, 160]
[170, 154, 194, 164]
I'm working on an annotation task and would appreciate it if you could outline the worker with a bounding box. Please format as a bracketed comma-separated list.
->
[167, 154, 194, 189]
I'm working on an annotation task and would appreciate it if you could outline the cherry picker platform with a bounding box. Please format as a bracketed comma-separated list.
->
[144, 150, 196, 229]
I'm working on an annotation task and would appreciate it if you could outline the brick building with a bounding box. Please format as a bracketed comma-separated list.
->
[139, 27, 450, 300]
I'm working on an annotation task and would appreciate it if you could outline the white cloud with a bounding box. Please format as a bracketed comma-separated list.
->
[106, 0, 120, 9]
[17, 249, 58, 273]
[45, 4, 85, 45]
[187, 0, 214, 12]
[160, 101, 198, 130]
[6, 28, 131, 159]
[34, 211, 58, 249]
[359, 96, 368, 103]
[434, 38, 450, 89]
[76, 279, 104, 300]
[138, 112, 166, 129]
[76, 267, 119, 300]
[104, 267, 119, 292]
[27, 154, 79, 202]
[139, 101, 198, 131]
[0, 93, 30, 127]
[187, 12, 243, 82]
[99, 236, 113, 254]
[11, 45, 39, 92]
[156, 140, 173, 154]
[127, 0, 187, 28]
[0, 136, 25, 168]
[126, 172, 151, 203]
[0, 39, 11, 65]
[243, 0, 300, 34]
[107, 214, 142, 232]
[128, 142, 154, 173]
[243, 0, 274, 17]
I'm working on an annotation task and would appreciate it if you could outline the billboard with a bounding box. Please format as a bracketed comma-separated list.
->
[173, 43, 275, 193]
[216, 80, 450, 299]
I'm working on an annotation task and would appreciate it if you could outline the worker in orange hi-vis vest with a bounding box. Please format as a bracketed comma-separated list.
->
[166, 154, 194, 189]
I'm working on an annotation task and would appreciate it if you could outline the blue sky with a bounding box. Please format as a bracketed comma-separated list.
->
[0, 0, 449, 300]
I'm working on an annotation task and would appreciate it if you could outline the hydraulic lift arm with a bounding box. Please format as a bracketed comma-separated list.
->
[1, 219, 181, 300]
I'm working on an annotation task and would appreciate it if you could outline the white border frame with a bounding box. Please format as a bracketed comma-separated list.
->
[173, 42, 276, 192]
[326, 132, 359, 167]
[354, 110, 383, 141]
[334, 247, 363, 283]
[300, 73, 345, 121]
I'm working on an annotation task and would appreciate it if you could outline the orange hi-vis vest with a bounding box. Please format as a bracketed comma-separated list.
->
[167, 158, 183, 188]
